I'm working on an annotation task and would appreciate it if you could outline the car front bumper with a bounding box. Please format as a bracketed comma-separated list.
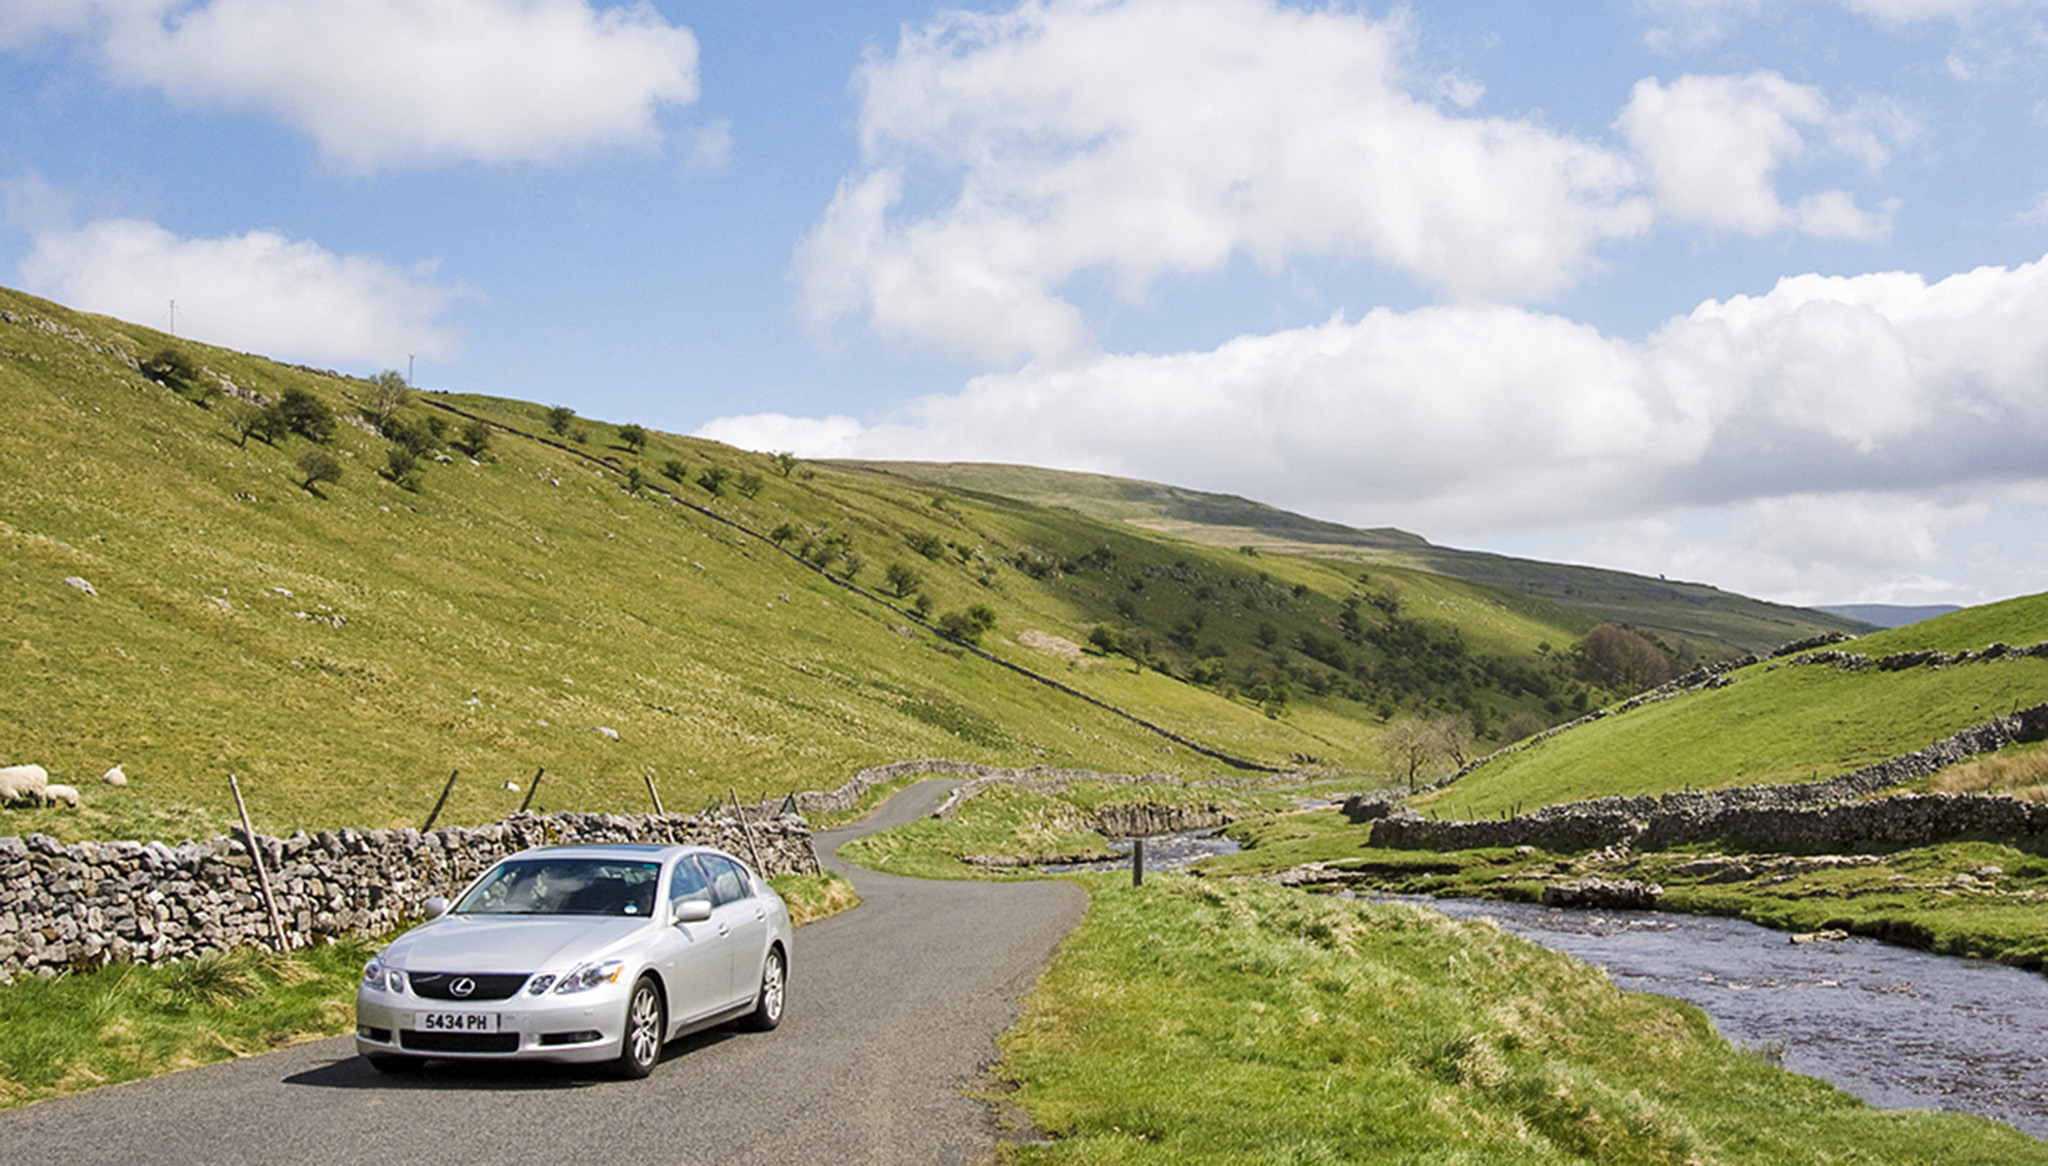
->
[354, 983, 628, 1065]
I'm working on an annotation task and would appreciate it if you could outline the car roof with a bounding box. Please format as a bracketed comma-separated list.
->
[500, 843, 731, 864]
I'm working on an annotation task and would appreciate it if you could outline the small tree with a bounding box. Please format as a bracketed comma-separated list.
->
[1380, 717, 1438, 791]
[624, 465, 645, 494]
[661, 458, 687, 483]
[773, 451, 799, 477]
[366, 370, 412, 427]
[222, 399, 269, 448]
[698, 466, 729, 496]
[141, 347, 198, 391]
[839, 550, 865, 580]
[546, 405, 575, 435]
[735, 471, 765, 499]
[277, 388, 336, 443]
[618, 423, 648, 454]
[769, 521, 797, 545]
[296, 448, 343, 493]
[884, 562, 922, 599]
[1576, 625, 1676, 694]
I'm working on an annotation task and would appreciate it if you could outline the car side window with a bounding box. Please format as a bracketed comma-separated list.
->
[703, 854, 751, 906]
[668, 856, 712, 908]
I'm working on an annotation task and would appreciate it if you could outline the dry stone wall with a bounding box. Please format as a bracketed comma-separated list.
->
[1359, 703, 2048, 855]
[0, 810, 819, 982]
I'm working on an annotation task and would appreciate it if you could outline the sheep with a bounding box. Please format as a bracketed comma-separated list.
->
[40, 783, 80, 808]
[0, 763, 50, 806]
[103, 764, 128, 787]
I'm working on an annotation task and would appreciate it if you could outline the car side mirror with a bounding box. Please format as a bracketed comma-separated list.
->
[422, 896, 449, 920]
[672, 899, 712, 925]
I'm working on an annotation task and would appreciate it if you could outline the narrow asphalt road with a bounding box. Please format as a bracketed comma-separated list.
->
[0, 780, 1087, 1165]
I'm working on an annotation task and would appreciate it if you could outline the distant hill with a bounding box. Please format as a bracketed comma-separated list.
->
[837, 461, 1868, 658]
[1817, 603, 1964, 629]
[1421, 592, 2048, 817]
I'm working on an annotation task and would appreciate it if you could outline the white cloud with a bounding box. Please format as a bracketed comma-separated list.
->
[719, 253, 2048, 555]
[1618, 72, 1904, 239]
[798, 0, 1652, 364]
[17, 217, 469, 364]
[695, 412, 868, 457]
[1, 0, 700, 170]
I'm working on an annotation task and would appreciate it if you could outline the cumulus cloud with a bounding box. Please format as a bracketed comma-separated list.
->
[18, 217, 468, 364]
[798, 0, 1652, 364]
[717, 253, 2048, 548]
[0, 0, 699, 170]
[1618, 72, 1905, 239]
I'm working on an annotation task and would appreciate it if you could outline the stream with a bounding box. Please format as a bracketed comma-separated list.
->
[1391, 896, 2048, 1140]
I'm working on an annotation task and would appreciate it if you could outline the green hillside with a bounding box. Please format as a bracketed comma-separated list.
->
[0, 283, 1861, 842]
[1421, 593, 2048, 817]
[845, 460, 1868, 658]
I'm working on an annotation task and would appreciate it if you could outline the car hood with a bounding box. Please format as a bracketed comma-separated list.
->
[384, 915, 651, 974]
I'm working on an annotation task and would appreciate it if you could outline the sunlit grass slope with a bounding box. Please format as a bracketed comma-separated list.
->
[1423, 593, 2048, 817]
[1, 285, 1633, 842]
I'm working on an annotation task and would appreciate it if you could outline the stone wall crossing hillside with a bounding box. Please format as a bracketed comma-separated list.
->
[0, 810, 818, 982]
[1357, 703, 2048, 855]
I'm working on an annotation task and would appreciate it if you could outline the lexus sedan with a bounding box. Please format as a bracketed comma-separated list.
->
[355, 843, 790, 1077]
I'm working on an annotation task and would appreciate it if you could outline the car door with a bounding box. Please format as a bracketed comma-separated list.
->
[701, 852, 770, 1006]
[655, 855, 734, 1027]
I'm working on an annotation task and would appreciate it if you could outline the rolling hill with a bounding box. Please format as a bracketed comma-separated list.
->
[0, 283, 1866, 841]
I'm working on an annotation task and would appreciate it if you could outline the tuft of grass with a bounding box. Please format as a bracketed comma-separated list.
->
[1931, 743, 2048, 801]
[997, 876, 2048, 1163]
[768, 870, 861, 926]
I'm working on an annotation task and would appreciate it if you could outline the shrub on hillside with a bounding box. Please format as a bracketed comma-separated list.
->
[618, 423, 648, 454]
[661, 458, 687, 483]
[885, 562, 922, 599]
[384, 447, 421, 491]
[546, 405, 574, 436]
[937, 604, 998, 645]
[698, 466, 729, 496]
[735, 471, 765, 499]
[456, 417, 492, 457]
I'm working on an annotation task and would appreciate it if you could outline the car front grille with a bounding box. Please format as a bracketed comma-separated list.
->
[406, 972, 530, 1001]
[400, 1030, 521, 1054]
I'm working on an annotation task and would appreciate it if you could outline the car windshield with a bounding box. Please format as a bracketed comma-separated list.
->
[454, 858, 660, 917]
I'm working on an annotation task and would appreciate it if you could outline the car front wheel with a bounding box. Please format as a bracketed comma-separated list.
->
[615, 976, 666, 1078]
[740, 946, 785, 1032]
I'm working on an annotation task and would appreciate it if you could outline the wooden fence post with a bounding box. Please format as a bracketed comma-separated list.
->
[229, 775, 289, 953]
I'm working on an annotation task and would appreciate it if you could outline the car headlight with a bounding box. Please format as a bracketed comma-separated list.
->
[551, 959, 625, 994]
[360, 957, 407, 995]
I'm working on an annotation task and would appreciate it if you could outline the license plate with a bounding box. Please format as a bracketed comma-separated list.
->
[417, 1011, 499, 1033]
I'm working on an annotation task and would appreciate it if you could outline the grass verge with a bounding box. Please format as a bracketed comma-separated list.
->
[996, 875, 2045, 1163]
[0, 940, 371, 1110]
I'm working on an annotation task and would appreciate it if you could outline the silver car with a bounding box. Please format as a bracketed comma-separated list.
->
[354, 843, 790, 1077]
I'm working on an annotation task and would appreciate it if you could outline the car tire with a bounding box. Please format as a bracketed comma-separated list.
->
[365, 1053, 423, 1074]
[740, 945, 785, 1032]
[615, 975, 666, 1079]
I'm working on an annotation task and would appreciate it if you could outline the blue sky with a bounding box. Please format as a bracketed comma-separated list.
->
[4, 1, 2047, 610]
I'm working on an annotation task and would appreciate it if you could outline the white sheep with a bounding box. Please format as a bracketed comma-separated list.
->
[103, 764, 128, 787]
[40, 783, 79, 808]
[0, 764, 49, 806]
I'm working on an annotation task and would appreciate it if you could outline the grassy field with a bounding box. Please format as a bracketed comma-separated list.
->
[1420, 594, 2048, 817]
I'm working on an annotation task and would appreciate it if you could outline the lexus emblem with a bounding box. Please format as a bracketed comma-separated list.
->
[451, 977, 476, 998]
